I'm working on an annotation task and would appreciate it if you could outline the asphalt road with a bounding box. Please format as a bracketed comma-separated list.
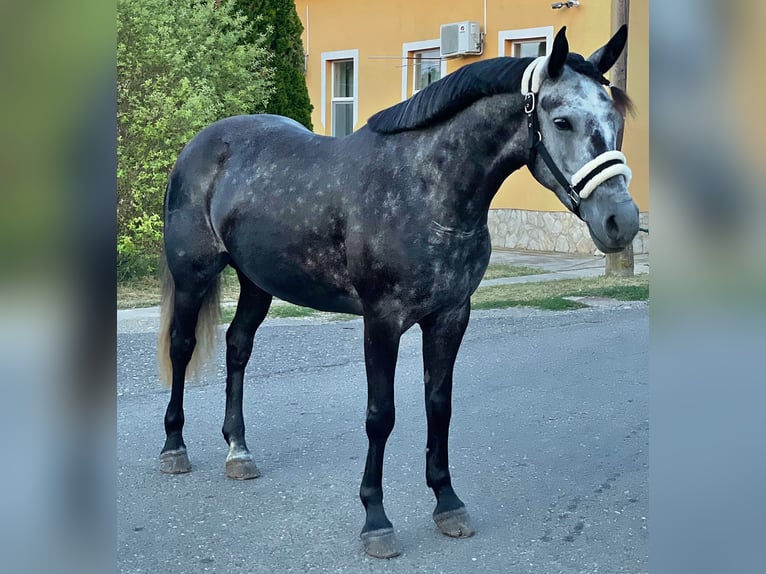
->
[118, 304, 648, 574]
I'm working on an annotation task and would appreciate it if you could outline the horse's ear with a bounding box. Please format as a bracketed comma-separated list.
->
[547, 27, 569, 79]
[588, 24, 628, 74]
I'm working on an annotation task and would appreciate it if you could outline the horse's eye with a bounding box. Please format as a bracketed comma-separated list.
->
[553, 118, 572, 131]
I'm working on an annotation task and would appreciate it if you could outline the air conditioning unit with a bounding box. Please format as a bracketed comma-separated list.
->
[440, 21, 482, 58]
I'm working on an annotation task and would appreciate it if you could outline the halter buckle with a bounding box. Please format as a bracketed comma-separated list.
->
[524, 93, 536, 114]
[567, 186, 581, 207]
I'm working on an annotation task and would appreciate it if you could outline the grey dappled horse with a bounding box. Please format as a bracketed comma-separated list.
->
[157, 26, 638, 558]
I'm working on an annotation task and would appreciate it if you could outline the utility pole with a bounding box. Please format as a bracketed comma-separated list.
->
[605, 0, 634, 277]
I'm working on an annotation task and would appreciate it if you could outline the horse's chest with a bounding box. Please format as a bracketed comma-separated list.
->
[429, 258, 485, 302]
[345, 224, 490, 317]
[412, 233, 490, 308]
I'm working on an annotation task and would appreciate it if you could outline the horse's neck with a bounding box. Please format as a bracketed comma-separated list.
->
[424, 102, 529, 227]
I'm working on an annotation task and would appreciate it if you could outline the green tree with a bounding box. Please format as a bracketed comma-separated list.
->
[117, 0, 274, 279]
[232, 0, 313, 129]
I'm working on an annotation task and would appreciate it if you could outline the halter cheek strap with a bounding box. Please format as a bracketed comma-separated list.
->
[521, 57, 632, 220]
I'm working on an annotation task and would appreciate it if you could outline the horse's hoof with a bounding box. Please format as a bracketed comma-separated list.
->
[225, 455, 261, 480]
[159, 448, 191, 474]
[434, 507, 475, 538]
[360, 527, 402, 558]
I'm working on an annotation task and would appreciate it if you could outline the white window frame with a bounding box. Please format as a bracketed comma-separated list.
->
[497, 26, 554, 58]
[401, 39, 448, 101]
[320, 49, 359, 132]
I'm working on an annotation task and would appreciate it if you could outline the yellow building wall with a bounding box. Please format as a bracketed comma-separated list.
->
[295, 0, 648, 212]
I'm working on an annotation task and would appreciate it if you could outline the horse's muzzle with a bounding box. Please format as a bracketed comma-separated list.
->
[588, 198, 639, 253]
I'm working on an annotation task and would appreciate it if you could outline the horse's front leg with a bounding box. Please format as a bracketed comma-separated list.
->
[419, 300, 475, 538]
[359, 313, 402, 558]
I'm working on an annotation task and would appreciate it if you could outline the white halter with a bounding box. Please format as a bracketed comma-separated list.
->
[521, 57, 632, 203]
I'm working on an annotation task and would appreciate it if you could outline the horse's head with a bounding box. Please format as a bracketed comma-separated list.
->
[524, 26, 639, 253]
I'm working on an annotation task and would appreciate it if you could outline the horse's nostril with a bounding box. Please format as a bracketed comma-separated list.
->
[605, 214, 619, 239]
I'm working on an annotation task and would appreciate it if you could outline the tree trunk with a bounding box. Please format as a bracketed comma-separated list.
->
[605, 0, 634, 277]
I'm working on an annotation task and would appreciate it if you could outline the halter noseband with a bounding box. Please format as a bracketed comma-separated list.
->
[521, 56, 632, 220]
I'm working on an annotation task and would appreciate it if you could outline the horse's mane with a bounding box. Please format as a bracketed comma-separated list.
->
[367, 54, 633, 135]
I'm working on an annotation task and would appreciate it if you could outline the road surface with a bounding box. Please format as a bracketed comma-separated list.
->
[118, 304, 648, 573]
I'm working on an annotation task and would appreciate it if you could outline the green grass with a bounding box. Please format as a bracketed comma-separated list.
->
[472, 296, 586, 311]
[117, 267, 242, 309]
[116, 263, 648, 317]
[263, 305, 316, 319]
[117, 263, 546, 309]
[220, 304, 357, 323]
[481, 263, 545, 280]
[471, 274, 648, 311]
[581, 284, 649, 301]
[117, 275, 163, 309]
[216, 274, 648, 322]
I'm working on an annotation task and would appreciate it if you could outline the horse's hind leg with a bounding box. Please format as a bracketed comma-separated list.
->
[222, 269, 272, 479]
[160, 265, 224, 474]
[419, 300, 475, 538]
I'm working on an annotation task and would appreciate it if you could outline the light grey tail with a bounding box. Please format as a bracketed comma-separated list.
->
[157, 260, 221, 387]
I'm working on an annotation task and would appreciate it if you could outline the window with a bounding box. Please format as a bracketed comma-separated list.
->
[497, 26, 554, 59]
[412, 49, 441, 93]
[512, 39, 547, 58]
[401, 40, 447, 100]
[332, 60, 354, 136]
[320, 49, 358, 136]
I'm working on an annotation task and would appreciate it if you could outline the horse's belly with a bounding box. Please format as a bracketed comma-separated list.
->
[215, 191, 363, 313]
[231, 244, 364, 315]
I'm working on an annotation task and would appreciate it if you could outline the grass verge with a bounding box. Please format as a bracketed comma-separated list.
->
[117, 266, 647, 318]
[220, 274, 648, 322]
[117, 264, 545, 309]
[471, 274, 648, 311]
[481, 264, 546, 280]
[221, 305, 357, 323]
[117, 276, 163, 309]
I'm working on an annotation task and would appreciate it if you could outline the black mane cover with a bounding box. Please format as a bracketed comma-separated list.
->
[367, 54, 629, 134]
[367, 57, 534, 134]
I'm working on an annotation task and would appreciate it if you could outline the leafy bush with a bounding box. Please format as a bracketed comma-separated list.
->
[117, 0, 274, 280]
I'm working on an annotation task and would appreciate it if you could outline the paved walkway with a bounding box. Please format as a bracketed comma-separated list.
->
[118, 249, 648, 332]
[486, 248, 649, 285]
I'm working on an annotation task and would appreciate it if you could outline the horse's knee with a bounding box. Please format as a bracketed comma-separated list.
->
[427, 390, 452, 424]
[365, 404, 395, 442]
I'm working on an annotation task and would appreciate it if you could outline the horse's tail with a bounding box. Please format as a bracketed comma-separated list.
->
[157, 256, 222, 387]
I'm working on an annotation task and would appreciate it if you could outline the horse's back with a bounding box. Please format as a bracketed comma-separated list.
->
[166, 114, 330, 224]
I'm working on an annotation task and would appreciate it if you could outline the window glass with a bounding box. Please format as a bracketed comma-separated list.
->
[513, 40, 547, 58]
[333, 60, 354, 98]
[413, 49, 441, 93]
[332, 101, 354, 137]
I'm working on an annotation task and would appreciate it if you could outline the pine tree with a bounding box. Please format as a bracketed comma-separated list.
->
[233, 0, 313, 129]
